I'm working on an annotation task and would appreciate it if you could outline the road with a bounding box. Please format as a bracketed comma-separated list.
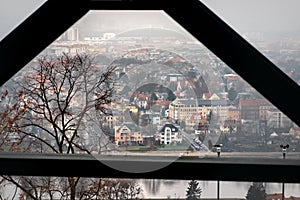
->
[181, 131, 209, 152]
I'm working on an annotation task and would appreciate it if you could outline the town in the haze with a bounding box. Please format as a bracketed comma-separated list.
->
[11, 25, 300, 154]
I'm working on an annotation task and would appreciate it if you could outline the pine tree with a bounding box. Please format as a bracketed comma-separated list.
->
[245, 182, 267, 200]
[228, 87, 237, 101]
[186, 180, 202, 200]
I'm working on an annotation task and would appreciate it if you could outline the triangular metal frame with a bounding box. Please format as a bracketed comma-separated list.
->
[1, 0, 300, 182]
[1, 0, 299, 127]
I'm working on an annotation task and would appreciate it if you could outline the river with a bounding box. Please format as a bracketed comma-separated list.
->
[1, 178, 299, 199]
[138, 179, 300, 199]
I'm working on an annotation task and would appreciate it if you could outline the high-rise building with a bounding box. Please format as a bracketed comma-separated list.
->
[65, 27, 79, 41]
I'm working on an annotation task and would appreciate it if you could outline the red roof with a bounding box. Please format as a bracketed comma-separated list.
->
[239, 98, 270, 107]
[267, 193, 300, 200]
[291, 127, 300, 131]
[267, 193, 282, 200]
[286, 196, 300, 200]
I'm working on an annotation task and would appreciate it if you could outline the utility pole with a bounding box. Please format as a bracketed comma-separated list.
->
[280, 144, 289, 200]
[214, 144, 223, 200]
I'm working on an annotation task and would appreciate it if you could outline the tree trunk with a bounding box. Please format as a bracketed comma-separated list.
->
[68, 177, 76, 200]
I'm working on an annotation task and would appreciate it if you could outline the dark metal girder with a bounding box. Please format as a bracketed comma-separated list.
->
[0, 153, 299, 183]
[0, 0, 89, 86]
[163, 0, 300, 127]
[0, 0, 300, 182]
[1, 0, 300, 127]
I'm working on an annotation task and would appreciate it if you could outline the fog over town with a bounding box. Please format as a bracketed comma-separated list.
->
[2, 1, 300, 199]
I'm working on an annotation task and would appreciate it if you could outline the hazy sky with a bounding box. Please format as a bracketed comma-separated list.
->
[0, 0, 45, 41]
[2, 0, 300, 41]
[75, 11, 189, 36]
[201, 0, 300, 33]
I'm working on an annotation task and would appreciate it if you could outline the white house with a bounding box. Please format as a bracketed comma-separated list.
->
[158, 124, 182, 145]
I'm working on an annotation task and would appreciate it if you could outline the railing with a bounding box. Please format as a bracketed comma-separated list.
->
[0, 152, 299, 183]
[1, 0, 300, 185]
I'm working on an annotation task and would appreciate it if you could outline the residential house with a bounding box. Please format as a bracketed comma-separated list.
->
[169, 97, 227, 130]
[267, 108, 293, 131]
[290, 127, 300, 139]
[114, 123, 143, 145]
[158, 124, 182, 145]
[239, 98, 270, 121]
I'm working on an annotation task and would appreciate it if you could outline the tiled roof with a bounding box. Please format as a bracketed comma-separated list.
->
[239, 98, 270, 107]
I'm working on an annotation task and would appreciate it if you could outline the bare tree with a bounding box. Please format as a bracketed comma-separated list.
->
[0, 89, 28, 151]
[75, 178, 142, 199]
[14, 53, 115, 154]
[0, 53, 142, 200]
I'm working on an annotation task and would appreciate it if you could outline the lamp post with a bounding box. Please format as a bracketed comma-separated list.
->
[280, 144, 289, 159]
[214, 144, 223, 200]
[214, 144, 223, 158]
[280, 144, 289, 200]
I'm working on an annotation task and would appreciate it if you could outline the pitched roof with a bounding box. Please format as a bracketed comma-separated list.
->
[116, 122, 140, 132]
[160, 123, 179, 132]
[239, 98, 271, 107]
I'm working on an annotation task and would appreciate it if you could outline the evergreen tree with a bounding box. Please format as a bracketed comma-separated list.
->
[245, 182, 267, 200]
[228, 87, 237, 101]
[186, 180, 202, 200]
